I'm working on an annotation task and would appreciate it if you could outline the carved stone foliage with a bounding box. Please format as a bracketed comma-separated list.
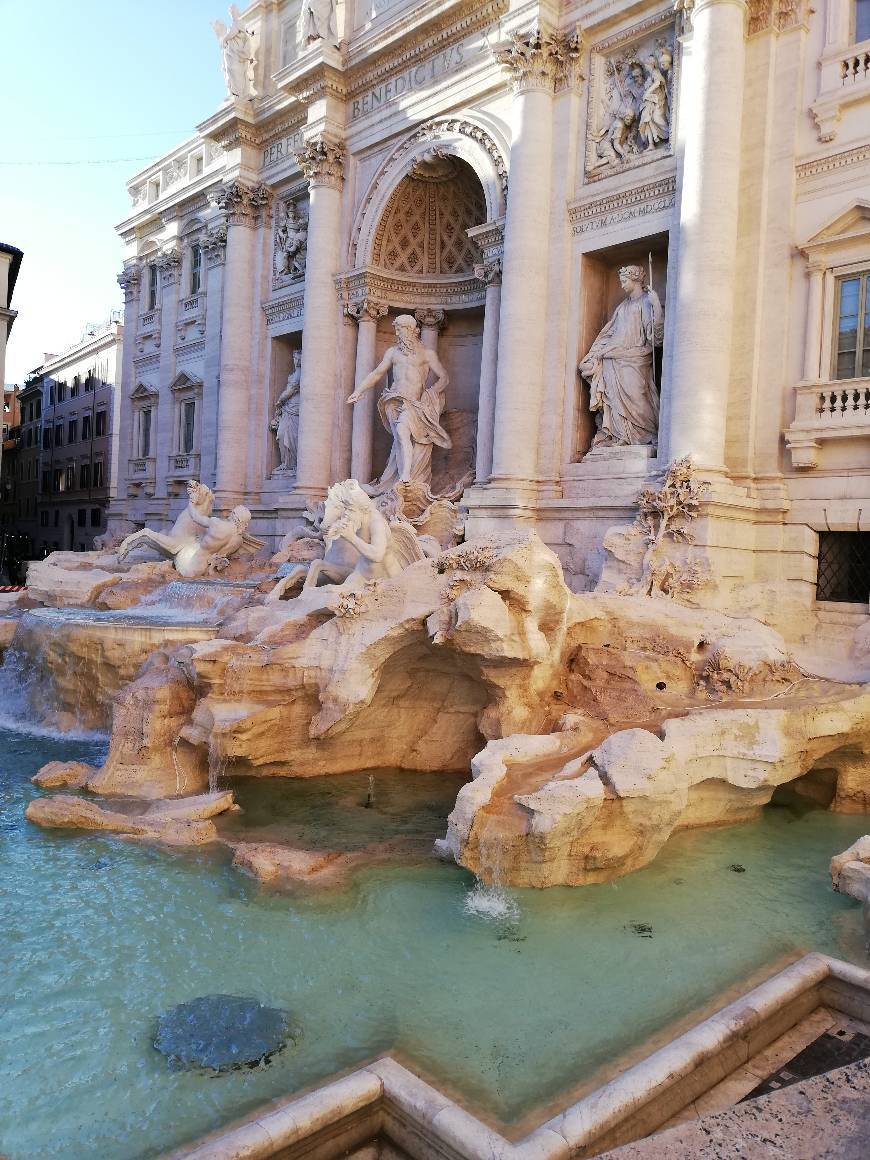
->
[747, 0, 804, 36]
[273, 196, 309, 287]
[155, 248, 181, 285]
[203, 221, 229, 266]
[586, 18, 677, 182]
[495, 25, 582, 93]
[294, 139, 345, 190]
[117, 265, 140, 303]
[207, 180, 270, 227]
[372, 162, 485, 276]
[345, 299, 388, 325]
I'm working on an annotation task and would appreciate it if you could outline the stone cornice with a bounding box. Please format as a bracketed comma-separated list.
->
[263, 291, 306, 325]
[569, 175, 677, 235]
[336, 267, 486, 310]
[345, 0, 506, 99]
[796, 144, 870, 181]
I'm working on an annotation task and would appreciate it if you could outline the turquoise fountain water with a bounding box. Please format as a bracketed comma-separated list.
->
[2, 724, 869, 1160]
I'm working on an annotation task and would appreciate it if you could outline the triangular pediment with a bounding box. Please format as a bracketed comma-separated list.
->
[131, 381, 158, 399]
[803, 201, 870, 250]
[169, 371, 203, 393]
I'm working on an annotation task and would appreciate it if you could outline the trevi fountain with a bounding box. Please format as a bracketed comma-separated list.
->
[5, 0, 870, 1157]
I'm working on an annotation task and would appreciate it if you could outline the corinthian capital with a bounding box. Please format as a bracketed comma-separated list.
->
[415, 308, 446, 332]
[345, 298, 388, 324]
[117, 264, 141, 302]
[294, 138, 345, 190]
[207, 179, 271, 226]
[495, 25, 583, 94]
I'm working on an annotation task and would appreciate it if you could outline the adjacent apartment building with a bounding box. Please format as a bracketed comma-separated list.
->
[37, 318, 124, 552]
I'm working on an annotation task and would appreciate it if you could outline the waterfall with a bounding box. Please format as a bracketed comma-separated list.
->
[462, 831, 521, 923]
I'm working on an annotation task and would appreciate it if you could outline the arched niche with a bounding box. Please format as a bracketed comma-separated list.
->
[351, 116, 508, 270]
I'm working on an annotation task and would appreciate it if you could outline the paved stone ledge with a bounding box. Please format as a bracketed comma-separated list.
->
[597, 1057, 870, 1159]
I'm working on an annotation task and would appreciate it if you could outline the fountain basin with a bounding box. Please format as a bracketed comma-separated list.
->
[5, 726, 870, 1159]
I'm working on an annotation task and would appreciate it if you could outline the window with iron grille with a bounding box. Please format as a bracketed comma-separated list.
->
[816, 532, 870, 603]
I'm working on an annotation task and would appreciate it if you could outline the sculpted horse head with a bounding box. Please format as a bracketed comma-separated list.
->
[186, 478, 215, 516]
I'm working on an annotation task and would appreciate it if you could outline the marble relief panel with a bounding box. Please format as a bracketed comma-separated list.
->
[585, 15, 678, 183]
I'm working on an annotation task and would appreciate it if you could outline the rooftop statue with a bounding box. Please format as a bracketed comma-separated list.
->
[212, 5, 257, 100]
[347, 315, 452, 493]
[579, 265, 664, 450]
[298, 0, 340, 48]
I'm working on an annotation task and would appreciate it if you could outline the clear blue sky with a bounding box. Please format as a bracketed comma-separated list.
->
[0, 0, 228, 383]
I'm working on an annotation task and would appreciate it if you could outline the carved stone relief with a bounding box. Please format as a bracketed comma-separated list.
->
[586, 19, 677, 182]
[272, 197, 309, 287]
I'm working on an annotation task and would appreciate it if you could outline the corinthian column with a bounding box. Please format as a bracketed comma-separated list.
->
[345, 298, 388, 483]
[489, 27, 579, 488]
[154, 247, 181, 499]
[663, 0, 748, 469]
[209, 180, 270, 505]
[473, 259, 502, 483]
[294, 138, 345, 499]
[415, 308, 446, 352]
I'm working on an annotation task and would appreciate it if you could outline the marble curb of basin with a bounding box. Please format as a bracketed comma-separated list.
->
[161, 953, 870, 1160]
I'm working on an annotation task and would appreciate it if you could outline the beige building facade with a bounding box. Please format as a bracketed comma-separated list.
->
[110, 0, 870, 635]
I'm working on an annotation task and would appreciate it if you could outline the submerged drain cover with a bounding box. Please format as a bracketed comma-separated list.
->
[154, 994, 294, 1072]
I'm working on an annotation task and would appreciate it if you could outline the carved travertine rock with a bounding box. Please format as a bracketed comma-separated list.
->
[24, 792, 233, 845]
[830, 835, 870, 889]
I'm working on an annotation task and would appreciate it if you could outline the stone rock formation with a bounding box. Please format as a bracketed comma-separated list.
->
[830, 836, 870, 904]
[20, 527, 870, 889]
[25, 790, 234, 845]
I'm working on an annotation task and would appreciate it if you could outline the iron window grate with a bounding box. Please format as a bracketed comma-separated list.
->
[816, 532, 870, 603]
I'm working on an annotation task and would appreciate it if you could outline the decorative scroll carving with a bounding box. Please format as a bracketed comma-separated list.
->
[155, 249, 181, 285]
[294, 138, 345, 190]
[117, 265, 141, 303]
[345, 299, 389, 325]
[207, 180, 270, 226]
[203, 221, 229, 265]
[415, 308, 446, 332]
[586, 18, 677, 182]
[495, 25, 583, 93]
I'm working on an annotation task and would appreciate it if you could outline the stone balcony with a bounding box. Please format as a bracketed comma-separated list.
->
[127, 456, 156, 496]
[811, 37, 870, 141]
[785, 377, 870, 469]
[166, 452, 200, 481]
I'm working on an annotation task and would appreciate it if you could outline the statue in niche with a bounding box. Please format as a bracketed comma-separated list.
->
[117, 479, 263, 578]
[579, 265, 664, 449]
[346, 315, 452, 494]
[212, 5, 257, 100]
[271, 350, 301, 473]
[298, 0, 339, 48]
[274, 200, 308, 279]
[266, 479, 431, 601]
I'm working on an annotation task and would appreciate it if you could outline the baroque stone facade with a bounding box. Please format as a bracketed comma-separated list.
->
[110, 0, 870, 636]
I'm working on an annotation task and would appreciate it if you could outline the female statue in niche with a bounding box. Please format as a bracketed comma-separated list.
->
[271, 350, 302, 473]
[579, 265, 664, 449]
